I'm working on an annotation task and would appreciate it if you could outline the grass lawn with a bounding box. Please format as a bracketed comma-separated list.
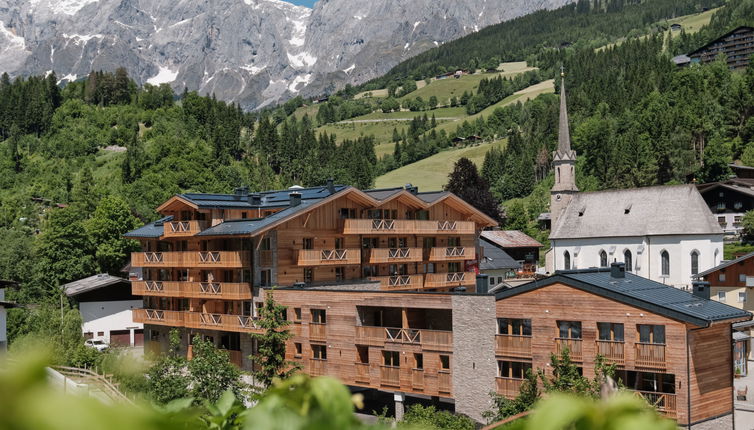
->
[668, 7, 720, 35]
[93, 149, 126, 184]
[375, 139, 507, 191]
[343, 106, 466, 121]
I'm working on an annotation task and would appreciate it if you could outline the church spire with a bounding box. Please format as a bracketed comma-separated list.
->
[550, 67, 578, 234]
[558, 67, 572, 154]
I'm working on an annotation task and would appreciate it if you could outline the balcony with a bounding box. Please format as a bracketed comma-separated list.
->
[188, 345, 242, 367]
[554, 338, 583, 361]
[310, 323, 327, 341]
[635, 343, 666, 368]
[368, 275, 424, 290]
[309, 359, 326, 376]
[424, 272, 476, 289]
[438, 371, 452, 394]
[162, 220, 209, 238]
[354, 326, 453, 351]
[297, 249, 361, 266]
[595, 340, 625, 365]
[131, 281, 252, 300]
[184, 312, 262, 333]
[495, 335, 532, 358]
[428, 247, 476, 262]
[368, 248, 423, 264]
[131, 251, 251, 268]
[412, 369, 424, 390]
[355, 363, 370, 384]
[132, 309, 184, 326]
[380, 365, 400, 387]
[496, 377, 524, 399]
[635, 391, 676, 418]
[342, 219, 476, 235]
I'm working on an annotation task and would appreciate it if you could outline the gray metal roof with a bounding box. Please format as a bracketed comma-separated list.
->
[197, 199, 319, 237]
[62, 274, 129, 297]
[696, 251, 754, 278]
[180, 185, 348, 210]
[363, 188, 403, 200]
[416, 191, 449, 203]
[496, 268, 752, 326]
[550, 185, 723, 239]
[123, 215, 171, 238]
[480, 238, 519, 270]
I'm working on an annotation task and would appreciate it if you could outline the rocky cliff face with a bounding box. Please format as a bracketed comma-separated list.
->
[0, 0, 571, 109]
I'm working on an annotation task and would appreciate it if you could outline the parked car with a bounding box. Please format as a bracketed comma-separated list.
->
[84, 338, 109, 351]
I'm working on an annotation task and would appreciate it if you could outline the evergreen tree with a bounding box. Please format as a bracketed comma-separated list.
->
[444, 157, 501, 222]
[250, 290, 301, 388]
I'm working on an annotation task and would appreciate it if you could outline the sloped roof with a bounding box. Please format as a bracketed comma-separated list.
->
[480, 238, 519, 270]
[481, 230, 543, 248]
[688, 26, 754, 57]
[496, 268, 751, 327]
[123, 215, 172, 238]
[178, 185, 348, 210]
[695, 251, 754, 278]
[197, 199, 319, 237]
[550, 185, 722, 239]
[63, 274, 129, 297]
[696, 182, 754, 198]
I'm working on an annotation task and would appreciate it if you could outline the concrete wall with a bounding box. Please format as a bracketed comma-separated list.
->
[451, 294, 496, 423]
[79, 300, 143, 345]
[690, 413, 732, 430]
[551, 234, 723, 289]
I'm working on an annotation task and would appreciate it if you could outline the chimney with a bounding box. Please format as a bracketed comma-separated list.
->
[248, 193, 262, 206]
[289, 192, 302, 207]
[476, 274, 489, 294]
[692, 281, 710, 300]
[234, 186, 249, 200]
[610, 262, 625, 279]
[326, 178, 336, 194]
[404, 183, 418, 195]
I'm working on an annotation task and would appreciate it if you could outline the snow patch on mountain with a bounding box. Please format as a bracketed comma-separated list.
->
[147, 66, 179, 85]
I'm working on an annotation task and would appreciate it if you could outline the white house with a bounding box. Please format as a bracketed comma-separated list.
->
[546, 74, 723, 289]
[63, 274, 144, 347]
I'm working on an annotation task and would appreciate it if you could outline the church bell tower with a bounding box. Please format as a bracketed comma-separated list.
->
[550, 70, 578, 231]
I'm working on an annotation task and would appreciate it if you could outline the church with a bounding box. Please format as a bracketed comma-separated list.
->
[546, 74, 723, 289]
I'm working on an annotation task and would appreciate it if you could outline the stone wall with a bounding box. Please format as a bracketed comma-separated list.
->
[451, 294, 496, 423]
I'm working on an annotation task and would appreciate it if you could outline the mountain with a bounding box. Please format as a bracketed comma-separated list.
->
[0, 0, 571, 109]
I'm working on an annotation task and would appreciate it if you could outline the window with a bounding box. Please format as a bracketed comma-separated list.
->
[447, 237, 461, 247]
[241, 212, 247, 219]
[260, 237, 272, 250]
[660, 251, 670, 277]
[303, 238, 314, 250]
[335, 267, 345, 281]
[440, 355, 451, 370]
[719, 272, 726, 282]
[718, 291, 726, 302]
[382, 350, 400, 367]
[564, 251, 571, 270]
[498, 318, 532, 336]
[557, 321, 582, 339]
[498, 361, 532, 379]
[304, 268, 313, 284]
[740, 291, 747, 303]
[691, 251, 699, 276]
[413, 353, 423, 370]
[740, 274, 747, 283]
[260, 270, 271, 287]
[624, 250, 633, 272]
[311, 309, 327, 324]
[294, 308, 302, 322]
[312, 344, 327, 360]
[597, 322, 624, 342]
[339, 208, 356, 219]
[294, 342, 302, 357]
[335, 237, 344, 249]
[356, 346, 369, 364]
[422, 237, 436, 248]
[448, 262, 462, 273]
[638, 325, 665, 344]
[599, 250, 608, 268]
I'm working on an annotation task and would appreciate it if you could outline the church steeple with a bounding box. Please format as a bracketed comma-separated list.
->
[550, 69, 578, 231]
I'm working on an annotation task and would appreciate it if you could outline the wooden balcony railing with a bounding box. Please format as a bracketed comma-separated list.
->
[297, 249, 361, 266]
[368, 275, 424, 290]
[496, 335, 532, 358]
[554, 338, 583, 361]
[368, 248, 423, 264]
[635, 343, 666, 368]
[343, 219, 476, 235]
[596, 340, 625, 365]
[131, 251, 250, 268]
[163, 220, 209, 238]
[428, 247, 476, 262]
[635, 391, 677, 418]
[380, 366, 400, 387]
[355, 326, 453, 350]
[424, 272, 476, 289]
[412, 369, 424, 390]
[184, 312, 262, 333]
[310, 323, 327, 341]
[496, 377, 524, 399]
[438, 371, 452, 394]
[132, 281, 252, 300]
[355, 363, 370, 384]
[309, 359, 326, 376]
[259, 250, 273, 267]
[132, 309, 184, 326]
